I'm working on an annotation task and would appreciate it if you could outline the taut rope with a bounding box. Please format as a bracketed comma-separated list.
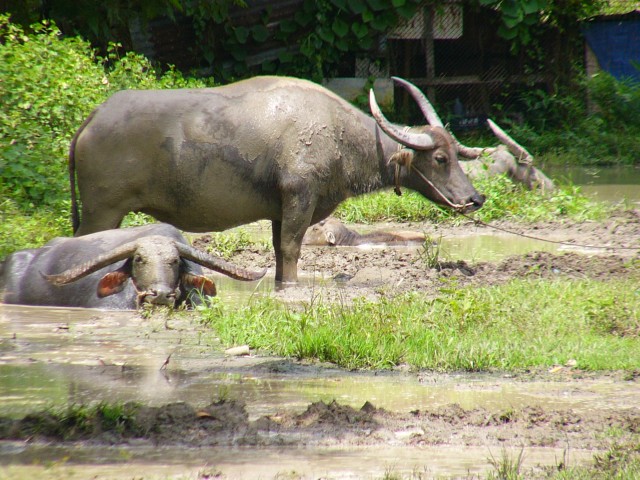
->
[399, 160, 638, 252]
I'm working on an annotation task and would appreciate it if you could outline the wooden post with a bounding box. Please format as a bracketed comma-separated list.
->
[424, 6, 436, 102]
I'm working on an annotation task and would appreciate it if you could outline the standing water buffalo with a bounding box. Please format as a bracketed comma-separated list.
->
[0, 223, 266, 309]
[70, 76, 484, 283]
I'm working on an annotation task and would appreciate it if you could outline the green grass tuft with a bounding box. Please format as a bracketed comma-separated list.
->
[200, 278, 640, 371]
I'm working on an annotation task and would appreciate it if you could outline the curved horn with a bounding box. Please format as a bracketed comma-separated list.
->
[391, 77, 488, 158]
[176, 243, 267, 281]
[487, 119, 534, 164]
[457, 145, 496, 159]
[44, 241, 139, 286]
[391, 76, 444, 128]
[369, 89, 435, 150]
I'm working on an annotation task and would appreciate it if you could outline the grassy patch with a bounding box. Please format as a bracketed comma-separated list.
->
[200, 228, 266, 259]
[200, 278, 640, 371]
[335, 175, 610, 225]
[0, 200, 71, 258]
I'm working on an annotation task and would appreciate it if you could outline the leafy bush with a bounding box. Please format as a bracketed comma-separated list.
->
[0, 16, 107, 208]
[505, 72, 640, 165]
[0, 15, 213, 211]
[0, 16, 214, 254]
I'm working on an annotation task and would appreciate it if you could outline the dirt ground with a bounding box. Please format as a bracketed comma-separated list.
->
[197, 208, 640, 304]
[2, 209, 639, 477]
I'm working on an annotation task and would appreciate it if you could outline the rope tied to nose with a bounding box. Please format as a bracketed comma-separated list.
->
[389, 145, 471, 211]
[388, 145, 638, 251]
[457, 212, 639, 251]
[390, 129, 411, 196]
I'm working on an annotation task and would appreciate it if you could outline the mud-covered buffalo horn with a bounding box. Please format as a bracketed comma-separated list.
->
[369, 89, 435, 150]
[176, 243, 267, 281]
[393, 80, 486, 159]
[43, 241, 139, 286]
[487, 119, 534, 164]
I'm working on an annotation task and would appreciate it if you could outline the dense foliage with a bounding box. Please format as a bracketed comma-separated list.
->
[501, 73, 640, 165]
[7, 0, 610, 68]
[478, 0, 606, 50]
[6, 0, 423, 81]
[0, 16, 214, 253]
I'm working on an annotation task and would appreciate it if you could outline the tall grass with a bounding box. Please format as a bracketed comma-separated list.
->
[335, 174, 610, 225]
[200, 277, 640, 371]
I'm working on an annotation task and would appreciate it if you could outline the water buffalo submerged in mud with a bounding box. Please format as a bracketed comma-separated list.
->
[0, 224, 265, 309]
[302, 217, 426, 247]
[70, 76, 484, 283]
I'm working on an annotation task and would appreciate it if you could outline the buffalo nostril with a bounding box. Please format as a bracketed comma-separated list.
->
[472, 193, 485, 207]
[462, 193, 485, 213]
[144, 288, 177, 306]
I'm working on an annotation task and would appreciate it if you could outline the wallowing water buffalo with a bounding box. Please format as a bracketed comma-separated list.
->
[302, 217, 426, 247]
[69, 76, 484, 283]
[0, 224, 265, 310]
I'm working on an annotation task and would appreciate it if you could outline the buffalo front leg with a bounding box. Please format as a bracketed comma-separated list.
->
[271, 204, 314, 284]
[272, 220, 305, 284]
[271, 220, 285, 282]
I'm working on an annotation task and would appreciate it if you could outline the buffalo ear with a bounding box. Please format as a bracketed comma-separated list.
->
[182, 273, 217, 297]
[97, 270, 130, 298]
[325, 231, 336, 246]
[389, 149, 414, 168]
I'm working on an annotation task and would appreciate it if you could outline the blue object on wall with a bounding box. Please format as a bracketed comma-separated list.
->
[583, 14, 640, 82]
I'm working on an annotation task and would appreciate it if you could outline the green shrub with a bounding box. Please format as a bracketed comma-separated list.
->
[507, 72, 640, 166]
[0, 16, 215, 255]
[0, 15, 213, 212]
[0, 16, 107, 208]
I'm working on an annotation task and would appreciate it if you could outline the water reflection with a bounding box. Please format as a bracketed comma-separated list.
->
[2, 304, 639, 422]
[548, 164, 640, 204]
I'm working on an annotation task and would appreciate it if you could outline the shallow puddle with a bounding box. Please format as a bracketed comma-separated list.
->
[549, 164, 640, 205]
[0, 442, 595, 479]
[1, 304, 638, 478]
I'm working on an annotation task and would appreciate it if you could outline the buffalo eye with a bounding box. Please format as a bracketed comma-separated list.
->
[434, 152, 448, 164]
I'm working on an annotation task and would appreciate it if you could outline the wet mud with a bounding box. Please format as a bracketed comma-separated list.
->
[204, 208, 640, 304]
[2, 396, 639, 451]
[1, 209, 639, 478]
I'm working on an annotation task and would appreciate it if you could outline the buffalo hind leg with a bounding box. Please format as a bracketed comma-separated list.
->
[74, 206, 125, 237]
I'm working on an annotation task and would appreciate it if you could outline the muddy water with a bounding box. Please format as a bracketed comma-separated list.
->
[1, 443, 596, 479]
[4, 305, 637, 420]
[1, 304, 639, 478]
[549, 164, 640, 204]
